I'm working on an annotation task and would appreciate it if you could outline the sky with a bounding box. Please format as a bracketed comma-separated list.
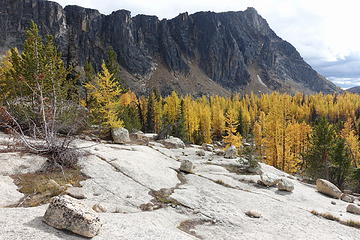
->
[53, 0, 360, 89]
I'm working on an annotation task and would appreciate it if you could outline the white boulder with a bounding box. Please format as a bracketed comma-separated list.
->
[43, 195, 102, 238]
[259, 172, 280, 187]
[277, 178, 294, 192]
[180, 160, 194, 174]
[111, 127, 130, 144]
[316, 179, 342, 199]
[162, 136, 185, 149]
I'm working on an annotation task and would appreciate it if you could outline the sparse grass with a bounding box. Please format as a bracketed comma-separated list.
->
[149, 189, 181, 207]
[310, 210, 340, 221]
[214, 179, 233, 188]
[177, 219, 213, 239]
[342, 219, 360, 229]
[10, 168, 88, 207]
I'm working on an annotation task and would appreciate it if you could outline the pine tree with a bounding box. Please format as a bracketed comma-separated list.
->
[223, 107, 242, 148]
[82, 61, 95, 107]
[105, 47, 123, 86]
[330, 137, 352, 189]
[85, 62, 124, 129]
[304, 117, 336, 180]
[145, 90, 156, 133]
[199, 104, 212, 143]
[341, 118, 360, 167]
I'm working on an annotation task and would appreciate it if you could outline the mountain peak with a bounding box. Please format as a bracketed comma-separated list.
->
[0, 0, 339, 95]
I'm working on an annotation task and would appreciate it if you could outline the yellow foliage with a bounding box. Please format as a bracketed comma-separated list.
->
[223, 107, 242, 148]
[85, 63, 124, 129]
[341, 118, 360, 167]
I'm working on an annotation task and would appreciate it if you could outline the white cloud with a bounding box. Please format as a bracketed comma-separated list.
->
[52, 0, 360, 88]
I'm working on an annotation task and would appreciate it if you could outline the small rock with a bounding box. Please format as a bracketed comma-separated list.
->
[162, 136, 185, 149]
[347, 204, 360, 215]
[214, 149, 225, 156]
[343, 189, 353, 195]
[316, 179, 342, 199]
[260, 173, 280, 187]
[196, 149, 206, 156]
[180, 160, 194, 174]
[65, 187, 86, 199]
[202, 143, 214, 152]
[92, 203, 107, 213]
[126, 195, 132, 199]
[43, 195, 102, 238]
[111, 127, 130, 144]
[245, 210, 261, 218]
[341, 193, 355, 203]
[140, 202, 154, 211]
[277, 178, 294, 192]
[84, 136, 92, 141]
[224, 145, 237, 159]
[331, 201, 336, 205]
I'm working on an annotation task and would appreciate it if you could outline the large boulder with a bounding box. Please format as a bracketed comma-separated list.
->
[43, 195, 102, 238]
[162, 136, 185, 149]
[224, 145, 237, 159]
[259, 173, 280, 187]
[347, 204, 360, 215]
[111, 128, 130, 144]
[316, 179, 342, 199]
[180, 160, 194, 174]
[277, 178, 294, 192]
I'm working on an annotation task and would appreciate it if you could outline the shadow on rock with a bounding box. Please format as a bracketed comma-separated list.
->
[24, 216, 86, 239]
[275, 190, 292, 196]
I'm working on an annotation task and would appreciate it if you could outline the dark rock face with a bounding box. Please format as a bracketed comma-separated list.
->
[0, 0, 339, 95]
[347, 86, 360, 94]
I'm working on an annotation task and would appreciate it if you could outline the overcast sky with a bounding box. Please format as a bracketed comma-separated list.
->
[53, 0, 360, 89]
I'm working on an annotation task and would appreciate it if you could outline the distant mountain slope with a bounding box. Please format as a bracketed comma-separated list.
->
[347, 86, 360, 94]
[0, 0, 339, 95]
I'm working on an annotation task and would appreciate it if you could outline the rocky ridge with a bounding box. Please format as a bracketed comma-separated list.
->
[0, 0, 339, 95]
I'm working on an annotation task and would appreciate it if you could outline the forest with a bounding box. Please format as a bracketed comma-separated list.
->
[1, 22, 360, 191]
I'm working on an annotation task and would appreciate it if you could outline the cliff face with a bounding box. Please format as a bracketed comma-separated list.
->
[0, 0, 339, 95]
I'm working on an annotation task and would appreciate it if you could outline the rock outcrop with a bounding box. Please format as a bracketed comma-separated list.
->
[43, 195, 102, 238]
[316, 179, 342, 199]
[0, 0, 339, 96]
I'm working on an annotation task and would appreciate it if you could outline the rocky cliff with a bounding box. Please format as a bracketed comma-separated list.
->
[0, 0, 339, 95]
